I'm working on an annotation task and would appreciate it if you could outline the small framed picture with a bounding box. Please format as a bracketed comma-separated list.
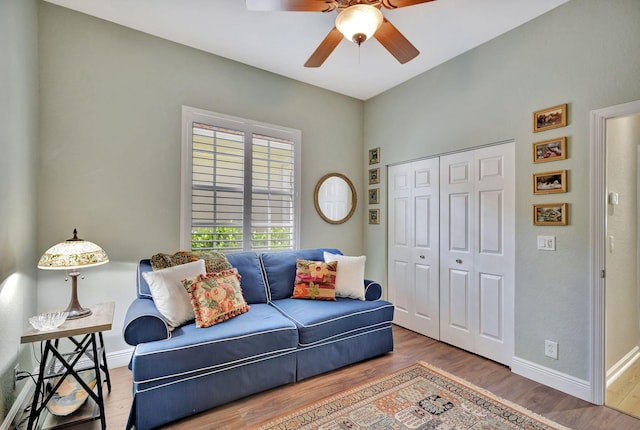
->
[533, 170, 567, 194]
[533, 203, 568, 226]
[533, 137, 567, 163]
[369, 147, 380, 165]
[533, 104, 567, 133]
[368, 167, 380, 185]
[368, 209, 380, 225]
[368, 188, 380, 204]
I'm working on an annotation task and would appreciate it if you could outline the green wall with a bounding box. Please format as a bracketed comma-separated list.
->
[37, 3, 365, 354]
[6, 0, 640, 420]
[363, 0, 640, 382]
[0, 0, 39, 421]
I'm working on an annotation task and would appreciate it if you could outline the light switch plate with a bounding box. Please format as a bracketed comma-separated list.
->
[537, 235, 556, 251]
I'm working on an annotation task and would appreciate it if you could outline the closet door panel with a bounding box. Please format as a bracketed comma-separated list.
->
[474, 144, 514, 365]
[388, 163, 412, 329]
[440, 151, 475, 351]
[388, 158, 440, 339]
[479, 272, 503, 340]
[411, 158, 440, 338]
[440, 143, 514, 366]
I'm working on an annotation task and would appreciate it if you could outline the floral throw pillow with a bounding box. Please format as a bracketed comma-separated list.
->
[182, 269, 250, 328]
[292, 259, 337, 301]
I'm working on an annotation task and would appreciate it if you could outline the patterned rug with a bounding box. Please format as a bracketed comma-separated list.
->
[251, 362, 570, 430]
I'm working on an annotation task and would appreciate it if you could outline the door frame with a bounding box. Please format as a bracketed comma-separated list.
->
[590, 99, 640, 404]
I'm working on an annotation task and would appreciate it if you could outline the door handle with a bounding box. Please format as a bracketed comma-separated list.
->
[456, 259, 463, 264]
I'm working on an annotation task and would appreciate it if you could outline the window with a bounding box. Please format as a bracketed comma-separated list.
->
[181, 106, 301, 252]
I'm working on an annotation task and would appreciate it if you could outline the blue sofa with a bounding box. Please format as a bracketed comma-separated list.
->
[123, 248, 394, 429]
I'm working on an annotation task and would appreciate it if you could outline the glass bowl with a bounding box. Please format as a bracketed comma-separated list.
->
[29, 311, 68, 331]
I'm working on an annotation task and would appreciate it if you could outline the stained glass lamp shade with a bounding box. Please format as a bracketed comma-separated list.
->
[38, 229, 109, 319]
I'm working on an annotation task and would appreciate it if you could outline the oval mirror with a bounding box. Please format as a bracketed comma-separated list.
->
[314, 173, 357, 224]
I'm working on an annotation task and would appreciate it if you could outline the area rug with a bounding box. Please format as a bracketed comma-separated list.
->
[251, 362, 570, 430]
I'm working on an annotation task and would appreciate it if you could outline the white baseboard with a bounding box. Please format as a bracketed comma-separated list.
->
[606, 346, 640, 387]
[105, 347, 134, 369]
[0, 381, 34, 430]
[74, 347, 133, 370]
[511, 356, 592, 402]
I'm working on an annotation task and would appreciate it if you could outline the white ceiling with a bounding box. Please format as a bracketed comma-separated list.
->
[43, 0, 569, 100]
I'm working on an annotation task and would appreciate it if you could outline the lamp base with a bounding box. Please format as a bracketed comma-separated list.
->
[65, 272, 92, 319]
[65, 305, 92, 320]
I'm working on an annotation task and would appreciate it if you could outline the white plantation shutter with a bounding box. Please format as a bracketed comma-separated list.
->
[190, 123, 245, 251]
[251, 134, 295, 250]
[181, 107, 300, 252]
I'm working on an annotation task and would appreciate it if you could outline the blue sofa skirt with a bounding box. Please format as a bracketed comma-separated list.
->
[270, 298, 395, 381]
[130, 304, 298, 429]
[131, 351, 297, 429]
[295, 324, 394, 380]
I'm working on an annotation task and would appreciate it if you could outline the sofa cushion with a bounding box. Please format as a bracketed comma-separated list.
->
[292, 259, 337, 301]
[270, 298, 394, 346]
[260, 248, 342, 300]
[324, 252, 366, 300]
[225, 252, 269, 304]
[132, 303, 298, 384]
[183, 269, 250, 328]
[142, 259, 205, 328]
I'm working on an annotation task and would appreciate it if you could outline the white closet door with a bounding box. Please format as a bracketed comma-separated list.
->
[388, 158, 440, 338]
[439, 151, 476, 352]
[439, 143, 514, 366]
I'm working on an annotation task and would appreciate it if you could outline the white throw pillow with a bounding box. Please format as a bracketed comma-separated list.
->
[142, 259, 206, 328]
[323, 252, 366, 300]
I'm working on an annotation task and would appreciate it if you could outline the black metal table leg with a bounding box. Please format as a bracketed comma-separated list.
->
[26, 342, 51, 430]
[90, 333, 107, 429]
[98, 331, 111, 393]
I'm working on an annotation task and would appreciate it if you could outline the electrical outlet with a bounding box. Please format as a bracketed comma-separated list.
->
[13, 364, 19, 389]
[545, 340, 558, 359]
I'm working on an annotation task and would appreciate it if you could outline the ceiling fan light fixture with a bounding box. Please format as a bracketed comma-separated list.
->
[335, 4, 383, 45]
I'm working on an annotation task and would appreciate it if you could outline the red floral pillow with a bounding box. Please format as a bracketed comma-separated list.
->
[182, 269, 249, 328]
[292, 259, 337, 301]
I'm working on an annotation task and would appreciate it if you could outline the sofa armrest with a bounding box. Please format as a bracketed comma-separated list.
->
[122, 298, 171, 346]
[364, 280, 382, 301]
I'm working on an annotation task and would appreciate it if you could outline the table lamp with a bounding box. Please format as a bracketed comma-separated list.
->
[38, 229, 109, 319]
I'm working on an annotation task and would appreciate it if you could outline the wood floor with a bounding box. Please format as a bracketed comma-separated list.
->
[607, 358, 640, 418]
[70, 325, 640, 429]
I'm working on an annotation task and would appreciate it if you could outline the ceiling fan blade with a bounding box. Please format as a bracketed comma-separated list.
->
[381, 0, 436, 9]
[374, 18, 419, 64]
[246, 0, 337, 12]
[304, 27, 343, 67]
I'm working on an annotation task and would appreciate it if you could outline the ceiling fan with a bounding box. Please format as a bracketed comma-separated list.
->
[246, 0, 436, 67]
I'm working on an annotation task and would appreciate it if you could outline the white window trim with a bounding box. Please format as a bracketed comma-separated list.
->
[180, 105, 301, 251]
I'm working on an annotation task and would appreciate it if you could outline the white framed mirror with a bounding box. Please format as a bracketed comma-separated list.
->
[314, 173, 357, 224]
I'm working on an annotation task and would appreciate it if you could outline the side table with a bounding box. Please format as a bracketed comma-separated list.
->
[20, 302, 115, 430]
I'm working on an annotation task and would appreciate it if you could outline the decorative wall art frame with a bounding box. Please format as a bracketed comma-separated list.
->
[533, 137, 567, 163]
[533, 103, 567, 133]
[368, 147, 380, 165]
[533, 170, 567, 195]
[368, 209, 380, 225]
[533, 203, 568, 226]
[368, 168, 380, 185]
[368, 188, 380, 204]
